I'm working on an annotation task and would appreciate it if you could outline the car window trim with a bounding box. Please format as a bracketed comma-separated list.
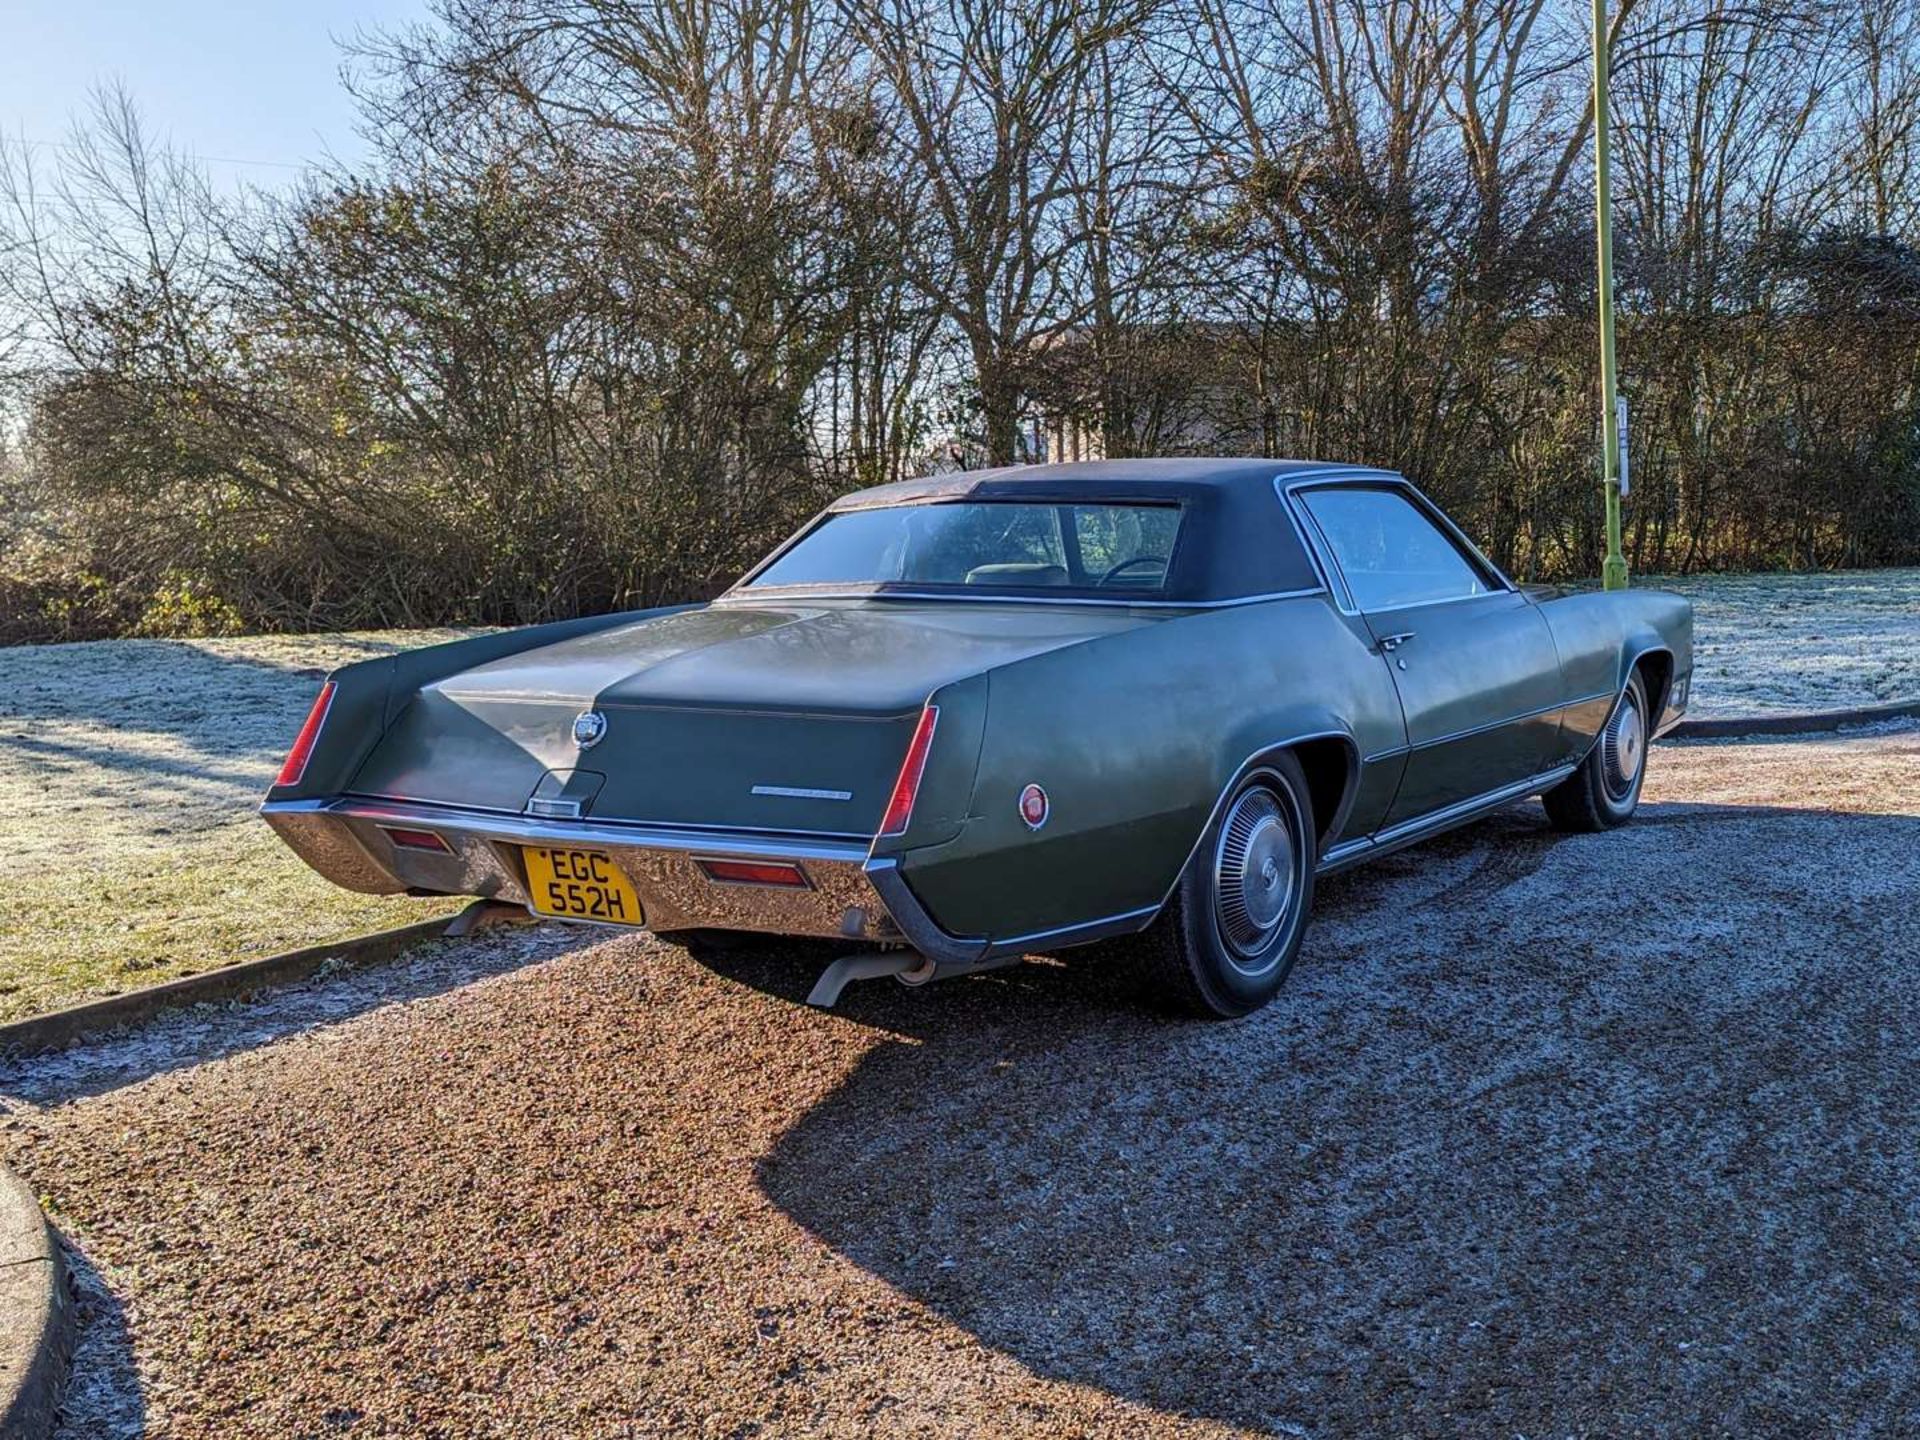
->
[710, 584, 1328, 611]
[1293, 484, 1504, 611]
[1275, 474, 1515, 618]
[1290, 498, 1354, 611]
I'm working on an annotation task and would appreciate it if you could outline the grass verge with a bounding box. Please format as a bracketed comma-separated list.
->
[0, 823, 458, 1023]
[0, 630, 476, 1023]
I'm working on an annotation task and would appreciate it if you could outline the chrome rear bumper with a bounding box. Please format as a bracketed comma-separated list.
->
[261, 797, 908, 945]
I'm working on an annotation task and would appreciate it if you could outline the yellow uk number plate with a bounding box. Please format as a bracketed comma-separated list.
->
[523, 846, 643, 926]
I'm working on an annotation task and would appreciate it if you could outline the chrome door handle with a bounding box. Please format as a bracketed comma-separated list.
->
[1377, 631, 1416, 653]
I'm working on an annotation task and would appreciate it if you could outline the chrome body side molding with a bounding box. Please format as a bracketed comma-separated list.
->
[1315, 763, 1578, 875]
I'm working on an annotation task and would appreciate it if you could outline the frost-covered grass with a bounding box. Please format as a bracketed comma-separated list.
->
[0, 573, 1913, 1021]
[1651, 567, 1920, 716]
[0, 632, 477, 1022]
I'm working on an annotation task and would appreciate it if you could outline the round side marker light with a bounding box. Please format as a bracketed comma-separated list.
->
[1018, 783, 1049, 830]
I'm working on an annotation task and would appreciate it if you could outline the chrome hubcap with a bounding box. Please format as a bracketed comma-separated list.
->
[1213, 787, 1299, 966]
[1602, 692, 1645, 800]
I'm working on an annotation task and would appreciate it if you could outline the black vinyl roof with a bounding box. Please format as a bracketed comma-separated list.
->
[829, 458, 1401, 602]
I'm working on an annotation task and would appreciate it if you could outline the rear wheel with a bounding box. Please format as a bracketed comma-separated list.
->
[1543, 671, 1649, 832]
[1128, 754, 1318, 1019]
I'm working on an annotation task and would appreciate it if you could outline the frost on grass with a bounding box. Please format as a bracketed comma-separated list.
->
[1652, 567, 1920, 715]
[0, 631, 478, 1020]
[50, 1243, 146, 1440]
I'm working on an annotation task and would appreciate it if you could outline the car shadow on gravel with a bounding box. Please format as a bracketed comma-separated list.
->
[750, 799, 1920, 1436]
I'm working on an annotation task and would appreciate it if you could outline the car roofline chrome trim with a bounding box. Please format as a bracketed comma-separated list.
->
[724, 468, 1357, 607]
[1269, 471, 1351, 606]
[711, 586, 1328, 611]
[260, 797, 874, 860]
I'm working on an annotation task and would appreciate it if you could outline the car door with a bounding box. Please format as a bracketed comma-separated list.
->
[1292, 483, 1565, 827]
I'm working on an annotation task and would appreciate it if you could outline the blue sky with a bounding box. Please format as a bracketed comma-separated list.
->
[3, 0, 430, 190]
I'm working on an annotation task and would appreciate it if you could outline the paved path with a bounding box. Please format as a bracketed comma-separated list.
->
[3, 727, 1916, 1438]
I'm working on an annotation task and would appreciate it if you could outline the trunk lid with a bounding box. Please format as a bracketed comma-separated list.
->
[346, 600, 1155, 834]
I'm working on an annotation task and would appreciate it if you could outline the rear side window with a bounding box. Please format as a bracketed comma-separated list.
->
[1298, 488, 1492, 611]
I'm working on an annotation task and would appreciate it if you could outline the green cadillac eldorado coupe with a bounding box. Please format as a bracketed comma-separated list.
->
[262, 459, 1692, 1017]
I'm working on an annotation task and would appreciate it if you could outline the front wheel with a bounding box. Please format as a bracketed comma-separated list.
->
[1127, 754, 1318, 1019]
[1543, 671, 1650, 832]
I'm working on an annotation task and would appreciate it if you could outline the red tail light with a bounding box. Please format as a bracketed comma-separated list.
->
[275, 681, 335, 788]
[697, 858, 810, 888]
[381, 826, 452, 854]
[878, 704, 939, 838]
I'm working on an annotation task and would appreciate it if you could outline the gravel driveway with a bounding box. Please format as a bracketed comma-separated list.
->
[3, 726, 1916, 1439]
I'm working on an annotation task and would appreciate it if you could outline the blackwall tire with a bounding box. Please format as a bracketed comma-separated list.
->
[1133, 753, 1318, 1019]
[1543, 671, 1650, 833]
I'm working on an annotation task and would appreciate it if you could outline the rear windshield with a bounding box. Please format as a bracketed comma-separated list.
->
[744, 502, 1185, 593]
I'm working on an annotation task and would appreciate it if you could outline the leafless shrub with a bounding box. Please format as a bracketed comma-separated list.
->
[2, 0, 1917, 640]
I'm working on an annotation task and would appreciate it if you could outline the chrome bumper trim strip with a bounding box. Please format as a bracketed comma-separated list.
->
[261, 797, 869, 864]
[261, 796, 896, 944]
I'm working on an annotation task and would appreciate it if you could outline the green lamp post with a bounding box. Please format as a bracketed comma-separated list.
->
[1594, 0, 1629, 589]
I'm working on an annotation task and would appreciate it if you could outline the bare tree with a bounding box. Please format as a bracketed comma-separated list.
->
[849, 0, 1155, 464]
[6, 2, 1920, 643]
[1829, 0, 1920, 235]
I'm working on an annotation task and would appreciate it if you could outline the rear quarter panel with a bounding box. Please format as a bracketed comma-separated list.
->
[891, 595, 1408, 941]
[1535, 589, 1694, 755]
[263, 607, 694, 803]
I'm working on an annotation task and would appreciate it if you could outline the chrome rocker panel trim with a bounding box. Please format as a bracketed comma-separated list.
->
[879, 756, 1583, 965]
[1316, 763, 1578, 875]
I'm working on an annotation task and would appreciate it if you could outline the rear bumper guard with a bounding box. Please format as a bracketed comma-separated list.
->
[261, 796, 1148, 978]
